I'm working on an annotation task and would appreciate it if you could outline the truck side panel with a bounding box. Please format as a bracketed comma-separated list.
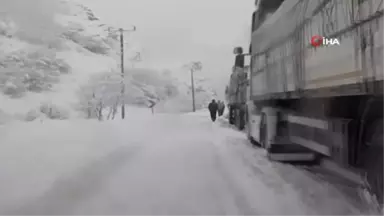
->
[250, 54, 267, 97]
[270, 48, 287, 94]
[304, 17, 362, 89]
[374, 17, 384, 81]
[285, 39, 296, 92]
[250, 0, 383, 99]
[267, 51, 278, 94]
[303, 0, 363, 89]
[359, 0, 384, 21]
[251, 72, 266, 97]
[365, 8, 384, 82]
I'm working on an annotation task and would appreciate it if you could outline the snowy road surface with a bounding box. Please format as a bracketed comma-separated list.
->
[0, 108, 372, 215]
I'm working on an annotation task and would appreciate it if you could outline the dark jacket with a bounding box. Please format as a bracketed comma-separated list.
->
[208, 102, 218, 113]
[218, 102, 225, 111]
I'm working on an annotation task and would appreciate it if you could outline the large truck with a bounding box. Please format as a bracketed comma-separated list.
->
[225, 48, 251, 130]
[233, 0, 383, 206]
[226, 0, 285, 131]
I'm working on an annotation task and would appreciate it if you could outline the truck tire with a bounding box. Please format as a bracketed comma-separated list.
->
[246, 108, 258, 145]
[235, 109, 241, 130]
[229, 106, 235, 125]
[247, 123, 256, 144]
[363, 119, 383, 207]
[259, 113, 267, 149]
[239, 108, 245, 130]
[235, 109, 245, 131]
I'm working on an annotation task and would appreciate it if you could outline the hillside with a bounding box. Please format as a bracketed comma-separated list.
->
[0, 0, 216, 123]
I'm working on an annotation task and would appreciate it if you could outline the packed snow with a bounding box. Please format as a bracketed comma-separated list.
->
[0, 107, 377, 215]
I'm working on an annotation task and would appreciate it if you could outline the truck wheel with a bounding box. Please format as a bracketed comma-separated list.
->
[259, 113, 267, 149]
[363, 119, 383, 207]
[247, 124, 253, 141]
[239, 109, 245, 130]
[247, 120, 257, 145]
[236, 109, 245, 131]
[229, 107, 235, 125]
[235, 110, 241, 130]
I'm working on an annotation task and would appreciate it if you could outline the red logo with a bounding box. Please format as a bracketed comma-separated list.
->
[311, 35, 323, 47]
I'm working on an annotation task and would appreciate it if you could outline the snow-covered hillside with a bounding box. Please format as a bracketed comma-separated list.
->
[0, 0, 216, 123]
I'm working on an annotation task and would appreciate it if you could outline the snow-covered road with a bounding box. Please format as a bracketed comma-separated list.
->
[0, 109, 372, 214]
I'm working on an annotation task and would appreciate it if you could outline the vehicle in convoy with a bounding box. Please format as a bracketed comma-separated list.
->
[225, 48, 251, 130]
[229, 0, 383, 206]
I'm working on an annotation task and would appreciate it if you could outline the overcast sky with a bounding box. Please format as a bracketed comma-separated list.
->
[77, 0, 254, 98]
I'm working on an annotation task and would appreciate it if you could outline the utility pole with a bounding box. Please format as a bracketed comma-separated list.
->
[185, 61, 202, 112]
[119, 28, 125, 119]
[118, 26, 136, 119]
[190, 68, 196, 112]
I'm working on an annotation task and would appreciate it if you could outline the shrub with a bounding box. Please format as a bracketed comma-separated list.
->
[2, 79, 27, 98]
[25, 109, 41, 121]
[39, 103, 69, 119]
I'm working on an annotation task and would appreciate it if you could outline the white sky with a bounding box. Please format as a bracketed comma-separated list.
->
[76, 0, 254, 98]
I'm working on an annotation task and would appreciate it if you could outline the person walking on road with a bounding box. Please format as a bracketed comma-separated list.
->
[221, 101, 225, 115]
[218, 100, 225, 116]
[148, 100, 156, 115]
[208, 99, 219, 122]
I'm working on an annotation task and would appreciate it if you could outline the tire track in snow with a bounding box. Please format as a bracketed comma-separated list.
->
[208, 142, 259, 215]
[224, 136, 365, 215]
[207, 123, 261, 215]
[4, 145, 142, 215]
[215, 117, 370, 214]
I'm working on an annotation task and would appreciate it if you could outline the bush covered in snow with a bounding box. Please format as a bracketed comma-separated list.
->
[0, 48, 71, 97]
[24, 109, 41, 122]
[24, 103, 69, 121]
[39, 102, 69, 120]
